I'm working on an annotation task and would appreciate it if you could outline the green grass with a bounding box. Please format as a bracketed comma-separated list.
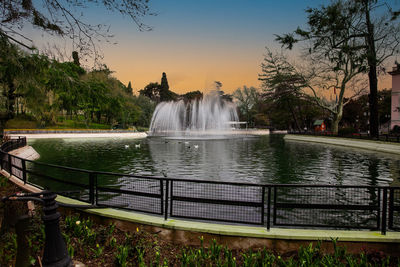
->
[5, 117, 38, 129]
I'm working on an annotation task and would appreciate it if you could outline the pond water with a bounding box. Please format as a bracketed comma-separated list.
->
[29, 135, 400, 186]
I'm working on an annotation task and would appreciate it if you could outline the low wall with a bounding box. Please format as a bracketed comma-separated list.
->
[284, 134, 400, 155]
[7, 132, 148, 139]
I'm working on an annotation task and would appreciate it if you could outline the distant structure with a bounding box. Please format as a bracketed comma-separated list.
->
[313, 119, 326, 132]
[389, 66, 400, 130]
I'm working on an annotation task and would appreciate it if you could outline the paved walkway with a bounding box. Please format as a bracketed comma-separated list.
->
[284, 134, 400, 155]
[8, 132, 148, 139]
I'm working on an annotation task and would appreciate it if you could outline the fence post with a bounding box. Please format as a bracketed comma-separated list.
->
[388, 188, 394, 230]
[164, 180, 169, 221]
[22, 159, 27, 184]
[273, 186, 277, 225]
[160, 180, 164, 215]
[89, 172, 97, 205]
[261, 186, 265, 226]
[381, 188, 388, 235]
[267, 186, 271, 230]
[8, 154, 12, 175]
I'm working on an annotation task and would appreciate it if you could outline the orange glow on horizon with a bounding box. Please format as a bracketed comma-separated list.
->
[109, 61, 393, 96]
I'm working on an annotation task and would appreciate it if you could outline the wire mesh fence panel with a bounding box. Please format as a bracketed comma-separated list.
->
[389, 188, 400, 230]
[25, 162, 90, 202]
[274, 186, 380, 229]
[170, 180, 264, 225]
[10, 156, 23, 179]
[96, 174, 163, 215]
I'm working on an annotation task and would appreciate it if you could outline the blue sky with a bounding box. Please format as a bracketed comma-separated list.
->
[28, 0, 397, 93]
[98, 0, 328, 93]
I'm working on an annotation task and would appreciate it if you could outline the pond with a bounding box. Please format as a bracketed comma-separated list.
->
[28, 134, 400, 187]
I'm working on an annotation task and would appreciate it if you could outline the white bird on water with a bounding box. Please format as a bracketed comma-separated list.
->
[124, 145, 129, 149]
[135, 144, 141, 148]
[184, 141, 189, 145]
[194, 145, 199, 149]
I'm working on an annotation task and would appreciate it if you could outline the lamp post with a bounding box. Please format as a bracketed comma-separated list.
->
[2, 191, 72, 267]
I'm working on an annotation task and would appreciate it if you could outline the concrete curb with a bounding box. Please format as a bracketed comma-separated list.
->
[7, 132, 148, 139]
[284, 135, 400, 155]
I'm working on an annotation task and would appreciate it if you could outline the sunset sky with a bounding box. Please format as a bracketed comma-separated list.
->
[102, 0, 325, 94]
[30, 0, 396, 94]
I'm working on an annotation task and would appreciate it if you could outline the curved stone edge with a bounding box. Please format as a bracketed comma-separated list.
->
[8, 146, 40, 160]
[2, 170, 399, 244]
[284, 134, 400, 155]
[8, 132, 148, 139]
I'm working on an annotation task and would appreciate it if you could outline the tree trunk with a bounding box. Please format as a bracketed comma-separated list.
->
[0, 118, 6, 139]
[6, 74, 15, 120]
[364, 0, 379, 138]
[332, 99, 344, 135]
[286, 99, 301, 131]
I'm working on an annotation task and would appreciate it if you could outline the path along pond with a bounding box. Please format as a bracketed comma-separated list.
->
[28, 135, 400, 187]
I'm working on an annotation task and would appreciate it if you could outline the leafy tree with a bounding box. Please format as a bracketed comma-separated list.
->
[0, 35, 57, 131]
[133, 95, 156, 127]
[0, 34, 154, 131]
[213, 81, 233, 102]
[233, 86, 259, 126]
[126, 81, 133, 95]
[159, 72, 169, 100]
[341, 94, 369, 131]
[0, 33, 23, 121]
[259, 48, 329, 131]
[72, 51, 80, 67]
[45, 61, 85, 119]
[159, 72, 177, 102]
[259, 48, 308, 131]
[182, 90, 203, 102]
[139, 73, 177, 103]
[140, 82, 161, 102]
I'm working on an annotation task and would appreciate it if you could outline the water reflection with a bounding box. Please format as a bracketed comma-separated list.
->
[29, 135, 400, 186]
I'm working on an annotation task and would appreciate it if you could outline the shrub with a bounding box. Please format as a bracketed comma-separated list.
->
[391, 125, 400, 134]
[338, 127, 357, 136]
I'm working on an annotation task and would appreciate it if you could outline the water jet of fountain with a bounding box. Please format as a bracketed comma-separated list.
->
[149, 91, 239, 138]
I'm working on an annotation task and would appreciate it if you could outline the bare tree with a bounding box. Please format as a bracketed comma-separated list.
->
[0, 0, 153, 63]
[260, 47, 367, 133]
[233, 86, 259, 125]
[355, 0, 400, 137]
[276, 0, 400, 136]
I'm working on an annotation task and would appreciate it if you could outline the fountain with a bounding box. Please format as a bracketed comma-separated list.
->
[149, 91, 241, 138]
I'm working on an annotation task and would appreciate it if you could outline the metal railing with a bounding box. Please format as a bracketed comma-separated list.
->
[288, 131, 400, 143]
[1, 137, 399, 234]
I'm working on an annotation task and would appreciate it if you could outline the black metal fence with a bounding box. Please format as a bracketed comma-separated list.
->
[288, 131, 400, 143]
[1, 137, 399, 234]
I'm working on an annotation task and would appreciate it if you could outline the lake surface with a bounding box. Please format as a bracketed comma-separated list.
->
[29, 135, 400, 186]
